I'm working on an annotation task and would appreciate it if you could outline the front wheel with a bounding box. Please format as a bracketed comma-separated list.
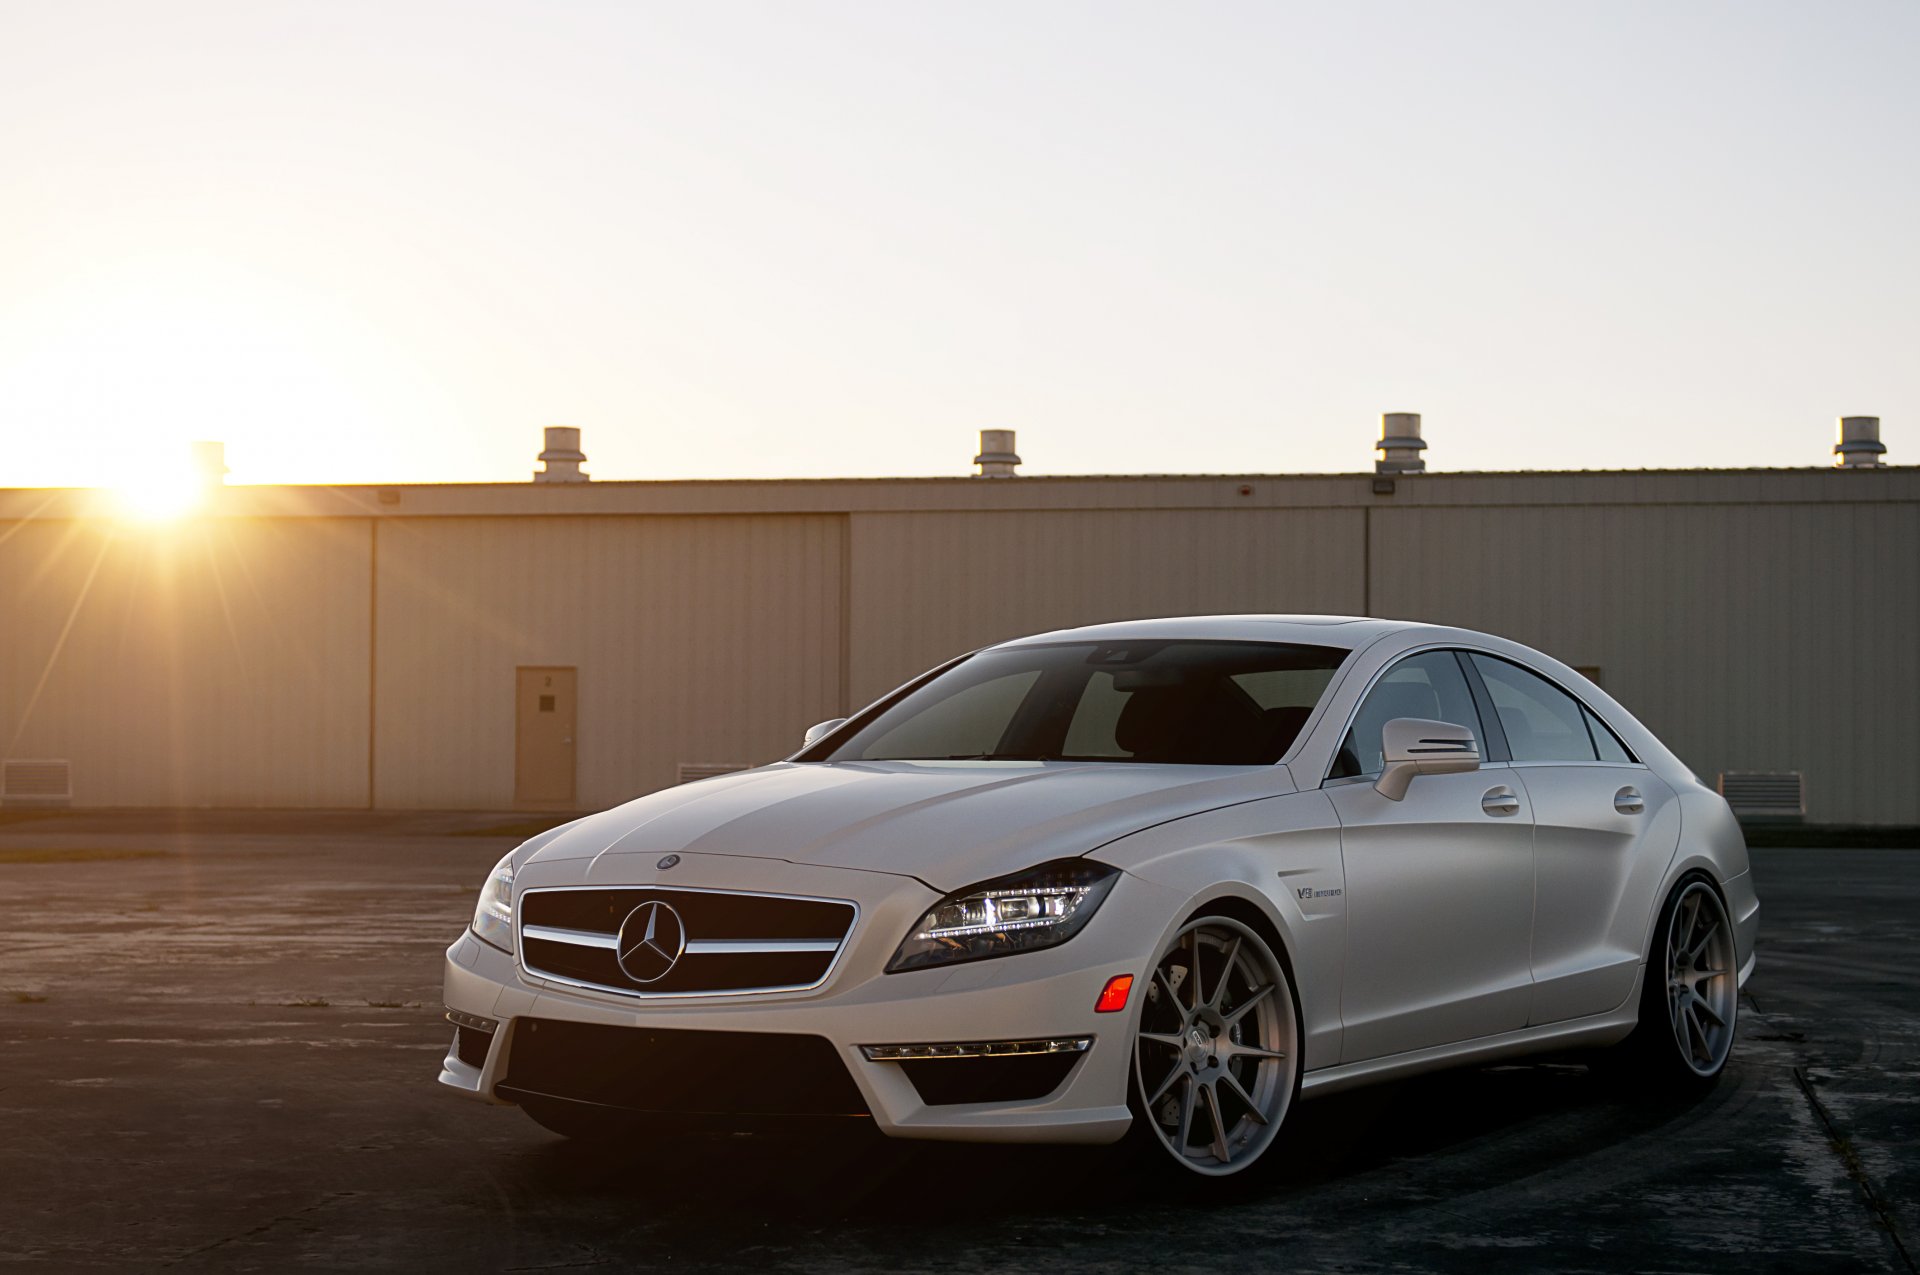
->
[1617, 877, 1739, 1086]
[1129, 916, 1301, 1177]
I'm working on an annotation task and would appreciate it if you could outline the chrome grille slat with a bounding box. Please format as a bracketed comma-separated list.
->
[517, 885, 858, 999]
[687, 938, 842, 955]
[522, 924, 618, 950]
[521, 926, 840, 956]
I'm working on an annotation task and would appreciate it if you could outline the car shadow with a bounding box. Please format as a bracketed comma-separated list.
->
[503, 1057, 1720, 1227]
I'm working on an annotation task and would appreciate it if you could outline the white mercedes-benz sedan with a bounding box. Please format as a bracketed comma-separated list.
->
[440, 615, 1760, 1178]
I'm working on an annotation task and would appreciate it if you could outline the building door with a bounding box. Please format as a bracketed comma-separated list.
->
[515, 667, 577, 807]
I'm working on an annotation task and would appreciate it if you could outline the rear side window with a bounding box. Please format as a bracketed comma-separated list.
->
[1231, 667, 1339, 713]
[1470, 656, 1597, 763]
[1332, 650, 1482, 778]
[1061, 672, 1131, 759]
[1584, 706, 1635, 763]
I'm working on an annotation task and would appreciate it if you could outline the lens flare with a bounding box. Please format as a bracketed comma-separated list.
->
[115, 468, 205, 522]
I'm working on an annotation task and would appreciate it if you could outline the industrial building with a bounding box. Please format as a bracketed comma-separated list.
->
[2, 417, 1913, 825]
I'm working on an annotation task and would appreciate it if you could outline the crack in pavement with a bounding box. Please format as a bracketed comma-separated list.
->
[1794, 1066, 1916, 1274]
[160, 1190, 365, 1267]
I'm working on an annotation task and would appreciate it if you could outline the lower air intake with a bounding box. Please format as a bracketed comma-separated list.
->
[497, 1018, 869, 1117]
[897, 1052, 1084, 1106]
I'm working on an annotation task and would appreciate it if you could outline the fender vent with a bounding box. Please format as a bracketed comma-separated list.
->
[1718, 771, 1804, 821]
[676, 763, 747, 785]
[2, 759, 71, 807]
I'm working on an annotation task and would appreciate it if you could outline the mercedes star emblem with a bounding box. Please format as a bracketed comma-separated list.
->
[615, 900, 687, 984]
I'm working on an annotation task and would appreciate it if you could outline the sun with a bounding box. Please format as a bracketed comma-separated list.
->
[115, 467, 206, 522]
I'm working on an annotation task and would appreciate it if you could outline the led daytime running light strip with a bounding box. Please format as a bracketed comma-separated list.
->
[914, 885, 1093, 941]
[861, 1036, 1092, 1061]
[446, 1009, 499, 1034]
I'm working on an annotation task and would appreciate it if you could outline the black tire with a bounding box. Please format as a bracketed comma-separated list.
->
[1609, 874, 1738, 1090]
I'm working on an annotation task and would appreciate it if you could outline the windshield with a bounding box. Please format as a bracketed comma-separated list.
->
[815, 640, 1350, 765]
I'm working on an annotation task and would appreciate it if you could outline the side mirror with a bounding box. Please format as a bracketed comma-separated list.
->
[802, 717, 848, 749]
[1375, 717, 1480, 801]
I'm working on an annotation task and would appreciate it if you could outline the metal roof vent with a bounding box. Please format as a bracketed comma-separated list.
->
[1375, 413, 1426, 474]
[1717, 771, 1804, 822]
[534, 427, 590, 483]
[2, 759, 72, 808]
[973, 430, 1021, 478]
[1833, 416, 1886, 469]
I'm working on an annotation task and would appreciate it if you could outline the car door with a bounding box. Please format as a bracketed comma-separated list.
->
[1324, 649, 1536, 1062]
[1466, 654, 1681, 1025]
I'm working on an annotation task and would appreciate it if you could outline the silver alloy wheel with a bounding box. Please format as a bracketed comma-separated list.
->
[1133, 918, 1298, 1176]
[1666, 881, 1737, 1076]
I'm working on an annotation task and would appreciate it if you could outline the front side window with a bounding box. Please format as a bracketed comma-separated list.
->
[818, 640, 1350, 766]
[1470, 655, 1598, 763]
[1332, 650, 1482, 778]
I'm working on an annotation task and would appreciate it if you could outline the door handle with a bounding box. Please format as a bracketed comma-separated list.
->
[1614, 786, 1644, 814]
[1481, 787, 1521, 817]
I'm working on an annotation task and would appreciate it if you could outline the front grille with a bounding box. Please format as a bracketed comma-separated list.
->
[498, 1018, 869, 1117]
[517, 886, 857, 997]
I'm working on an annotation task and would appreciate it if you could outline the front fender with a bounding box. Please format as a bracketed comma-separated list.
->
[1090, 790, 1345, 1071]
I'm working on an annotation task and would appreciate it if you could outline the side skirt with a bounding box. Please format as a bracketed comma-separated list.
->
[1299, 1002, 1641, 1098]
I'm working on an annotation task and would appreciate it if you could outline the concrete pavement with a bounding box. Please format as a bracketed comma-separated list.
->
[2, 818, 1912, 1271]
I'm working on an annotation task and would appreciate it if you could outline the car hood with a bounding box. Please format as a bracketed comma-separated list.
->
[522, 760, 1294, 891]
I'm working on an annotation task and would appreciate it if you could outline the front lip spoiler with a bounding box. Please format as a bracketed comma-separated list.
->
[495, 1085, 875, 1129]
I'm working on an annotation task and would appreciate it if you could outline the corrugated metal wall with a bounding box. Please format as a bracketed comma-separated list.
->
[1370, 500, 1920, 825]
[0, 516, 371, 806]
[3, 473, 1914, 822]
[847, 509, 1366, 703]
[371, 514, 845, 809]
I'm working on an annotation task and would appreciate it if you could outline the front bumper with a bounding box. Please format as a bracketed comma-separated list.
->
[439, 851, 1181, 1144]
[1726, 868, 1761, 987]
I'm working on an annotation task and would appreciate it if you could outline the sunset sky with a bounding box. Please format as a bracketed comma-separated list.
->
[2, 1, 1915, 488]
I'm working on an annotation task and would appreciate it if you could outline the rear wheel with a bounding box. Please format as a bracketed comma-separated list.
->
[1130, 916, 1301, 1177]
[1617, 877, 1738, 1085]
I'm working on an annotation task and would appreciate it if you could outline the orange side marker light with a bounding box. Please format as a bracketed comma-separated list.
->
[1095, 973, 1134, 1014]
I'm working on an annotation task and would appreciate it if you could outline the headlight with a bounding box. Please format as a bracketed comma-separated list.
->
[470, 853, 515, 952]
[887, 859, 1120, 973]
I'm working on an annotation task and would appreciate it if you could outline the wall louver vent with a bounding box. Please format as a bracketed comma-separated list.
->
[2, 759, 72, 807]
[676, 763, 748, 785]
[1717, 771, 1804, 820]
